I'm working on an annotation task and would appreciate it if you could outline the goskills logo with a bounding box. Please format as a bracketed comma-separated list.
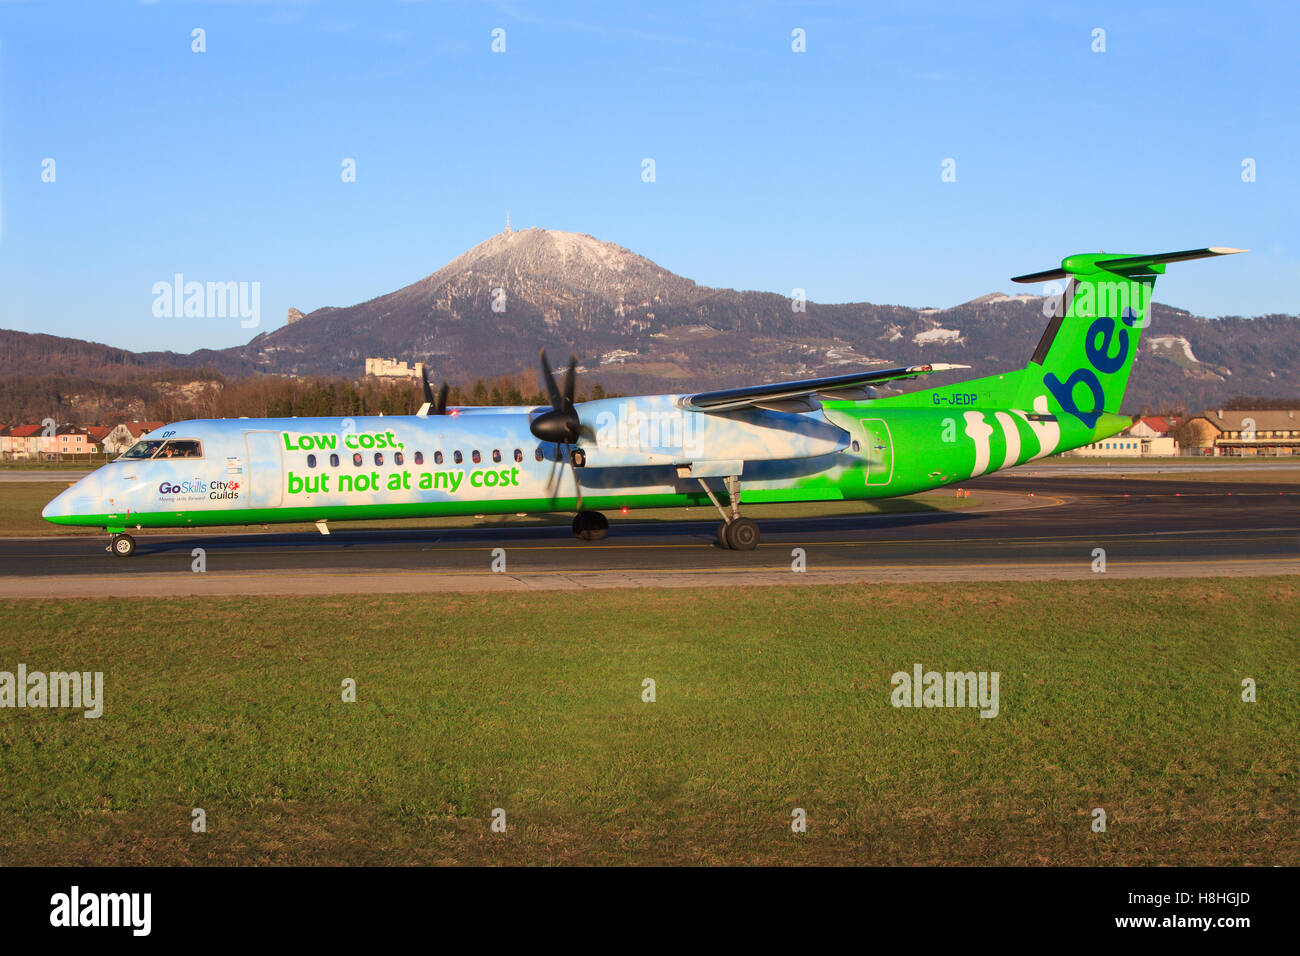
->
[158, 479, 208, 495]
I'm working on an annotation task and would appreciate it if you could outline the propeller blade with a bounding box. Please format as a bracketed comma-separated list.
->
[551, 444, 581, 511]
[435, 382, 449, 416]
[545, 445, 562, 505]
[562, 356, 577, 409]
[570, 452, 583, 511]
[531, 349, 584, 444]
[420, 373, 435, 407]
[539, 349, 564, 411]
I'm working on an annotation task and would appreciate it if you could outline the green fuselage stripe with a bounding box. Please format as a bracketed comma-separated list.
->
[43, 489, 841, 530]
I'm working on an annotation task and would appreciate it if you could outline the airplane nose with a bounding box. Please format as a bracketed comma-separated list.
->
[42, 484, 77, 521]
[42, 476, 99, 524]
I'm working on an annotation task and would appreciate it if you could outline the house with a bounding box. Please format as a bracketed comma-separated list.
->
[1129, 416, 1179, 456]
[85, 425, 114, 447]
[1181, 409, 1300, 456]
[0, 424, 55, 460]
[0, 426, 19, 459]
[1069, 434, 1145, 457]
[102, 421, 167, 455]
[56, 424, 102, 456]
[1128, 416, 1177, 439]
[1067, 415, 1180, 457]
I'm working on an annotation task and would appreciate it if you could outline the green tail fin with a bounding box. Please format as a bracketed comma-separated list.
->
[1010, 247, 1245, 427]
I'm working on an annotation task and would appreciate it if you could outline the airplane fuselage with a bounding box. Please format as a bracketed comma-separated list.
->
[42, 390, 1125, 533]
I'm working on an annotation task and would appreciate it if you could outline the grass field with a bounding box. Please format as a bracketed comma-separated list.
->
[1, 578, 1295, 865]
[0, 481, 977, 537]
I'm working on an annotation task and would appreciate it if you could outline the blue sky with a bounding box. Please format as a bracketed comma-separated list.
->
[1, 0, 1296, 353]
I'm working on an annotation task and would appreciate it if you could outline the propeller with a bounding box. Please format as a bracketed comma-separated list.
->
[530, 349, 592, 509]
[530, 350, 584, 444]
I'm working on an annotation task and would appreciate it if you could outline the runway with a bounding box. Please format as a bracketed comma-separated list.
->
[0, 474, 1296, 596]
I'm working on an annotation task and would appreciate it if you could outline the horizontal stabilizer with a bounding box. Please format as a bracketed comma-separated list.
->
[679, 364, 969, 412]
[1012, 247, 1247, 284]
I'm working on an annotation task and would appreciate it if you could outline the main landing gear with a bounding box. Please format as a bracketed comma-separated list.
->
[717, 517, 759, 551]
[108, 532, 136, 557]
[572, 510, 608, 541]
[699, 475, 760, 551]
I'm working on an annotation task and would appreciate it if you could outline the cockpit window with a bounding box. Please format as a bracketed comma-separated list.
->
[156, 439, 203, 459]
[120, 439, 166, 459]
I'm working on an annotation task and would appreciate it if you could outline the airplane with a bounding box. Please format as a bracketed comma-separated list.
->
[43, 246, 1245, 556]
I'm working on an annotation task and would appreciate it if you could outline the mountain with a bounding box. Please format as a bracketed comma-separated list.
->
[5, 227, 1298, 414]
[0, 329, 251, 380]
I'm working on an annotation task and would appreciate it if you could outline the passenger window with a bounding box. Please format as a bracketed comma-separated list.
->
[851, 440, 860, 452]
[353, 453, 363, 467]
[434, 451, 444, 465]
[514, 449, 523, 463]
[414, 451, 424, 465]
[472, 450, 481, 464]
[492, 449, 502, 463]
[535, 448, 544, 462]
[374, 452, 384, 466]
[394, 452, 404, 466]
[307, 454, 317, 468]
[454, 451, 463, 464]
[330, 453, 340, 467]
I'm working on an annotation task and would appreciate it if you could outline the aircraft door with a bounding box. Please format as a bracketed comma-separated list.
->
[860, 419, 894, 486]
[244, 431, 284, 508]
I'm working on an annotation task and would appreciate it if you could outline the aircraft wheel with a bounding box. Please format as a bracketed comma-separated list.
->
[573, 510, 608, 541]
[724, 518, 759, 551]
[716, 521, 732, 549]
[110, 533, 136, 557]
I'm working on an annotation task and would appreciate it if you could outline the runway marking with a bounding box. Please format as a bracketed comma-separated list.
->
[405, 528, 1298, 554]
[3, 558, 1295, 600]
[10, 527, 1294, 563]
[486, 557, 1299, 576]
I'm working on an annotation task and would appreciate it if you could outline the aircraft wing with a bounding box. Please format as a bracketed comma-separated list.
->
[677, 363, 969, 412]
